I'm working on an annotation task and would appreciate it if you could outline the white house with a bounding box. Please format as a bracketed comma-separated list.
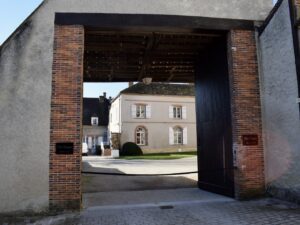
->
[82, 93, 110, 154]
[109, 83, 197, 154]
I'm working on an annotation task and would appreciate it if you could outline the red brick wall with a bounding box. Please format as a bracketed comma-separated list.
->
[50, 25, 84, 210]
[228, 30, 265, 199]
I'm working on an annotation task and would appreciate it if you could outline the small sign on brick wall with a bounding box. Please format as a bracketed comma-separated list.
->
[56, 142, 74, 154]
[242, 134, 258, 146]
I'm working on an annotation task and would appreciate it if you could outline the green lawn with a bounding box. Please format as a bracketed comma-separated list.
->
[119, 151, 197, 160]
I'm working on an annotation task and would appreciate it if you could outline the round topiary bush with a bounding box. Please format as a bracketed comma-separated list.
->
[120, 142, 143, 156]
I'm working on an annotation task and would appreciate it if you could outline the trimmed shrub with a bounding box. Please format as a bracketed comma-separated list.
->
[120, 142, 143, 156]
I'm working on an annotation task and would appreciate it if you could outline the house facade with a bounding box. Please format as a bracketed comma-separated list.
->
[82, 94, 110, 154]
[109, 83, 196, 153]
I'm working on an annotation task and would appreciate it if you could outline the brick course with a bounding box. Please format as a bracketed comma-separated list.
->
[228, 30, 265, 199]
[49, 25, 84, 210]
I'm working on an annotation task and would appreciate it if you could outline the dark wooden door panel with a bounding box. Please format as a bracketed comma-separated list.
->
[195, 39, 234, 197]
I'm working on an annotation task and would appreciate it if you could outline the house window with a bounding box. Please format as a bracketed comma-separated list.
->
[173, 106, 182, 119]
[91, 117, 99, 126]
[174, 127, 183, 145]
[169, 105, 186, 119]
[136, 126, 147, 145]
[136, 104, 146, 118]
[132, 104, 151, 119]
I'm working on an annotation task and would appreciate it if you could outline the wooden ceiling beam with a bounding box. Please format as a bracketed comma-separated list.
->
[83, 30, 219, 82]
[138, 33, 160, 81]
[85, 29, 223, 37]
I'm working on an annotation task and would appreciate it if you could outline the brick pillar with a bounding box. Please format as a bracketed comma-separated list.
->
[228, 30, 265, 199]
[50, 25, 84, 210]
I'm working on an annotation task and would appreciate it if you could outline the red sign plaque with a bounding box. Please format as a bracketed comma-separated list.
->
[242, 134, 259, 146]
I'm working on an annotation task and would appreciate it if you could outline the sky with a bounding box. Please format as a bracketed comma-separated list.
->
[0, 0, 43, 45]
[0, 0, 128, 98]
[1, 0, 277, 98]
[83, 83, 129, 98]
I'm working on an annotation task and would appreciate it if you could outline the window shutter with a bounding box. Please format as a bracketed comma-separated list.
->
[169, 106, 173, 118]
[169, 127, 174, 145]
[183, 127, 188, 145]
[131, 104, 137, 118]
[146, 105, 151, 118]
[182, 106, 187, 119]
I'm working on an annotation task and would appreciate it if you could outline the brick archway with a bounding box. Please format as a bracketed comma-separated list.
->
[49, 22, 264, 210]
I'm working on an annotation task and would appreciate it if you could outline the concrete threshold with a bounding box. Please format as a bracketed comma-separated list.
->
[82, 188, 233, 209]
[85, 198, 235, 212]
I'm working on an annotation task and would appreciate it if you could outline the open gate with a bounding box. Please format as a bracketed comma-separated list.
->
[195, 38, 235, 197]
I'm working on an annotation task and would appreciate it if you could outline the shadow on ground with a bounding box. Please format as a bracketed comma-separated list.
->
[82, 162, 197, 193]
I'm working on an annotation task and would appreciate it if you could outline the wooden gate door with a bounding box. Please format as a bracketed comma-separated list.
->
[195, 39, 234, 197]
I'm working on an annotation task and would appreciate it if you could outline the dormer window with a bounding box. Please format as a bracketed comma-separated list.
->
[91, 117, 99, 126]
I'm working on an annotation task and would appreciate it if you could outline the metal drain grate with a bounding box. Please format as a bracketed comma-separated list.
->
[159, 205, 174, 210]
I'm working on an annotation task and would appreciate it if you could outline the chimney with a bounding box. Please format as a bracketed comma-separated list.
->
[103, 92, 107, 98]
[128, 82, 134, 87]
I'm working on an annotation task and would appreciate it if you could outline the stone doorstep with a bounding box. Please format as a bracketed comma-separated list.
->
[102, 149, 120, 158]
[103, 149, 111, 156]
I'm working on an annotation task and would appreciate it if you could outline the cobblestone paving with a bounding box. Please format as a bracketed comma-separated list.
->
[26, 198, 300, 225]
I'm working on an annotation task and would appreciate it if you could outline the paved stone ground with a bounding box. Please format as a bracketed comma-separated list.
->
[82, 188, 231, 208]
[3, 189, 299, 225]
[28, 199, 300, 225]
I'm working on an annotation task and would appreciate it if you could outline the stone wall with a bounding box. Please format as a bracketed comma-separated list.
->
[259, 0, 300, 204]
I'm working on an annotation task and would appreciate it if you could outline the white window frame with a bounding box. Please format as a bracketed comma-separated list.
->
[91, 117, 99, 126]
[169, 105, 187, 119]
[173, 106, 182, 119]
[136, 127, 147, 145]
[136, 104, 146, 118]
[173, 127, 183, 145]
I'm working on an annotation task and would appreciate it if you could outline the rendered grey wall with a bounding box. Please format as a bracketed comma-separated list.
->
[0, 0, 272, 213]
[259, 0, 300, 202]
[0, 4, 52, 213]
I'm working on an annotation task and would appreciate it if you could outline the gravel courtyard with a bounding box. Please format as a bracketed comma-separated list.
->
[82, 156, 198, 193]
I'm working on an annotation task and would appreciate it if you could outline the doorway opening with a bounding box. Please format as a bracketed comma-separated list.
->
[50, 13, 264, 211]
[80, 28, 233, 207]
[81, 82, 198, 197]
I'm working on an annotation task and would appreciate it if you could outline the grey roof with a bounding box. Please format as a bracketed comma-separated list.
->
[82, 97, 110, 126]
[120, 83, 195, 96]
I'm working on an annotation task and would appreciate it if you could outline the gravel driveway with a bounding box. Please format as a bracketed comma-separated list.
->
[82, 156, 198, 193]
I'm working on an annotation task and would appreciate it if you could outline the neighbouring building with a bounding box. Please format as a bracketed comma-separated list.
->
[109, 83, 197, 154]
[82, 93, 110, 154]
